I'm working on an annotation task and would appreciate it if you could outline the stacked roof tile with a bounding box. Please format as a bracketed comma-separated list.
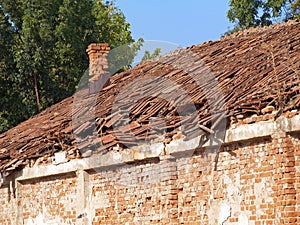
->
[1, 20, 300, 175]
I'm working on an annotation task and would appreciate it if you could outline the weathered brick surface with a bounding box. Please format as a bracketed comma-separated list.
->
[89, 157, 179, 225]
[290, 132, 300, 224]
[0, 183, 17, 225]
[19, 173, 77, 224]
[84, 134, 300, 224]
[1, 133, 300, 224]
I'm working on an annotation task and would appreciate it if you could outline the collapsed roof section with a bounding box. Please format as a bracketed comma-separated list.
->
[1, 20, 300, 175]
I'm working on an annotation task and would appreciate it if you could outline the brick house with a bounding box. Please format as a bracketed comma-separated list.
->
[1, 20, 300, 224]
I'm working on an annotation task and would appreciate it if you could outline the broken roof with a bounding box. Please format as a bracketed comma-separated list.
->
[1, 20, 300, 175]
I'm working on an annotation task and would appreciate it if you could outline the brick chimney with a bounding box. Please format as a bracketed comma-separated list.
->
[86, 43, 110, 94]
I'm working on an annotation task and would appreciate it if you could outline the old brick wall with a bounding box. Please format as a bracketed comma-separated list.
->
[1, 126, 300, 224]
[175, 133, 300, 224]
[88, 157, 178, 225]
[176, 137, 280, 225]
[85, 134, 299, 224]
[289, 132, 300, 223]
[0, 182, 18, 224]
[18, 173, 78, 224]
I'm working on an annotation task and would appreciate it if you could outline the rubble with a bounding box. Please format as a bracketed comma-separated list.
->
[1, 21, 300, 176]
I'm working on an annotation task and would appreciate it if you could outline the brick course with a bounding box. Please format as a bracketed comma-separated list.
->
[1, 126, 300, 224]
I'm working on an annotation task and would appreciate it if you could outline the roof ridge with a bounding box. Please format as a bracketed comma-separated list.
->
[220, 19, 300, 41]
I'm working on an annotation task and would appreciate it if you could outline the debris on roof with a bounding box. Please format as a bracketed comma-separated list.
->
[1, 20, 300, 176]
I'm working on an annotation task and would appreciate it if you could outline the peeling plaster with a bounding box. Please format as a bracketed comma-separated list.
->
[25, 213, 68, 225]
[218, 203, 231, 225]
[208, 201, 231, 225]
[254, 178, 273, 219]
[9, 114, 300, 224]
[238, 214, 249, 225]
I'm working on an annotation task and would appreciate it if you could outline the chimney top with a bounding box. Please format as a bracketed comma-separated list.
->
[86, 43, 110, 55]
[87, 43, 110, 94]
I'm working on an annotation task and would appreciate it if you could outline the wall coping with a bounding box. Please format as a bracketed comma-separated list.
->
[15, 114, 300, 181]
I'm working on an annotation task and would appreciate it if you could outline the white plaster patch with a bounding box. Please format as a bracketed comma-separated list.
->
[218, 203, 231, 225]
[221, 174, 241, 198]
[26, 215, 42, 225]
[53, 151, 68, 165]
[238, 214, 249, 225]
[254, 178, 273, 218]
[165, 136, 200, 154]
[133, 142, 164, 160]
[25, 213, 66, 225]
[93, 191, 111, 209]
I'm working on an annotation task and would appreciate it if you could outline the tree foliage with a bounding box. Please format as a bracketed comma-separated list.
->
[0, 7, 25, 132]
[227, 0, 300, 32]
[0, 0, 140, 133]
[141, 48, 162, 61]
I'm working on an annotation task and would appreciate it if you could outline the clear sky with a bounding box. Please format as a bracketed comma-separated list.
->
[114, 0, 233, 48]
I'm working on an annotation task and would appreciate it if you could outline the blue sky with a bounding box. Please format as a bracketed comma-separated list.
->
[115, 0, 233, 48]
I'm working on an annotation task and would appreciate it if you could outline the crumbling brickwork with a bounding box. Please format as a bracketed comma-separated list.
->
[0, 182, 17, 224]
[88, 157, 179, 225]
[1, 126, 300, 224]
[19, 173, 78, 224]
[2, 20, 300, 225]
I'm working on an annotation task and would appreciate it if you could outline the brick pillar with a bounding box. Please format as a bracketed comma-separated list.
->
[272, 133, 298, 224]
[86, 43, 110, 94]
[159, 155, 179, 225]
[76, 170, 90, 225]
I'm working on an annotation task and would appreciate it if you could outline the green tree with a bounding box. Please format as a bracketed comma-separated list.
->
[227, 0, 300, 32]
[0, 0, 140, 133]
[0, 6, 27, 132]
[141, 48, 162, 61]
[54, 0, 95, 100]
